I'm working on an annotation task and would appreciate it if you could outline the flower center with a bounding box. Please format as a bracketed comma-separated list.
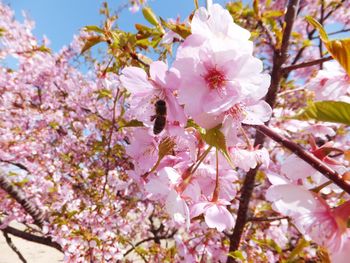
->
[204, 67, 226, 90]
[225, 103, 245, 121]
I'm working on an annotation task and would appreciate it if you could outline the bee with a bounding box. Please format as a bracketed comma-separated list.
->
[151, 99, 167, 135]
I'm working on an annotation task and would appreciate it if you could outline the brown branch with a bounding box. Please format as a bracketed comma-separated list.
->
[257, 20, 276, 49]
[248, 216, 289, 222]
[1, 223, 62, 251]
[319, 0, 325, 69]
[311, 28, 350, 39]
[0, 159, 30, 173]
[227, 166, 260, 256]
[284, 0, 345, 79]
[0, 171, 45, 228]
[102, 91, 119, 197]
[252, 124, 350, 194]
[282, 56, 333, 73]
[123, 229, 177, 257]
[227, 1, 301, 261]
[3, 231, 27, 263]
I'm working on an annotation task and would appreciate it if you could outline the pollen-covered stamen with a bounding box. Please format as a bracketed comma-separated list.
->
[225, 103, 246, 121]
[203, 67, 226, 91]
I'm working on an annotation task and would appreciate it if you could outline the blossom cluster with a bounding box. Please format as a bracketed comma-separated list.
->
[1, 1, 350, 262]
[120, 3, 271, 232]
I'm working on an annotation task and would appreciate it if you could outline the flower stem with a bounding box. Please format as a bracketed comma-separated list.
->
[211, 149, 220, 202]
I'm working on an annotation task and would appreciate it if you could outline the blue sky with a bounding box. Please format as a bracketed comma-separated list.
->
[4, 0, 348, 55]
[5, 0, 229, 52]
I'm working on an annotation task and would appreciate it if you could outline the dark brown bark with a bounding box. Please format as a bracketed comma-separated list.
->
[0, 171, 45, 227]
[252, 124, 350, 194]
[1, 222, 62, 251]
[227, 1, 301, 261]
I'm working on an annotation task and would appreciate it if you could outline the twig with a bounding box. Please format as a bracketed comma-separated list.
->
[123, 229, 177, 257]
[282, 56, 332, 73]
[1, 222, 62, 251]
[227, 166, 260, 257]
[248, 216, 288, 222]
[284, 0, 345, 79]
[0, 159, 29, 173]
[102, 91, 119, 197]
[319, 0, 325, 69]
[311, 28, 350, 39]
[3, 231, 27, 263]
[252, 124, 350, 194]
[227, 1, 301, 261]
[0, 171, 45, 227]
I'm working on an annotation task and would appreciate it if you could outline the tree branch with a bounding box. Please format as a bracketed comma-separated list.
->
[123, 229, 177, 257]
[1, 223, 62, 251]
[252, 124, 350, 194]
[3, 231, 27, 263]
[227, 166, 260, 256]
[248, 216, 288, 222]
[282, 56, 333, 73]
[0, 159, 29, 173]
[0, 171, 45, 228]
[227, 1, 300, 261]
[311, 28, 350, 39]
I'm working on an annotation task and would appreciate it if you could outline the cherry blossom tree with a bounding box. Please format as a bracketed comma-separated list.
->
[1, 0, 350, 262]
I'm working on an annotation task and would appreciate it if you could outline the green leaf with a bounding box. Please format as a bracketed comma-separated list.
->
[84, 25, 104, 34]
[158, 137, 175, 161]
[142, 7, 159, 26]
[253, 0, 260, 19]
[306, 16, 350, 76]
[80, 35, 104, 54]
[148, 137, 175, 174]
[227, 250, 245, 261]
[160, 17, 191, 39]
[294, 101, 350, 125]
[286, 238, 309, 261]
[37, 45, 51, 53]
[118, 119, 144, 130]
[263, 10, 284, 18]
[135, 23, 153, 35]
[326, 39, 350, 76]
[267, 239, 282, 254]
[95, 89, 112, 100]
[305, 16, 328, 41]
[0, 27, 5, 37]
[200, 126, 235, 169]
[200, 126, 226, 150]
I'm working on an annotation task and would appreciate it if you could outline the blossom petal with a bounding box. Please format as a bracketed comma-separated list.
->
[204, 204, 235, 232]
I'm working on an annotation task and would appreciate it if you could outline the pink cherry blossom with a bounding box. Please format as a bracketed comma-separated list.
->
[191, 199, 235, 232]
[191, 4, 252, 50]
[128, 0, 147, 13]
[174, 39, 271, 129]
[307, 61, 350, 101]
[125, 128, 158, 173]
[266, 184, 350, 256]
[145, 167, 190, 226]
[120, 60, 186, 127]
[232, 147, 270, 172]
[280, 138, 346, 192]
